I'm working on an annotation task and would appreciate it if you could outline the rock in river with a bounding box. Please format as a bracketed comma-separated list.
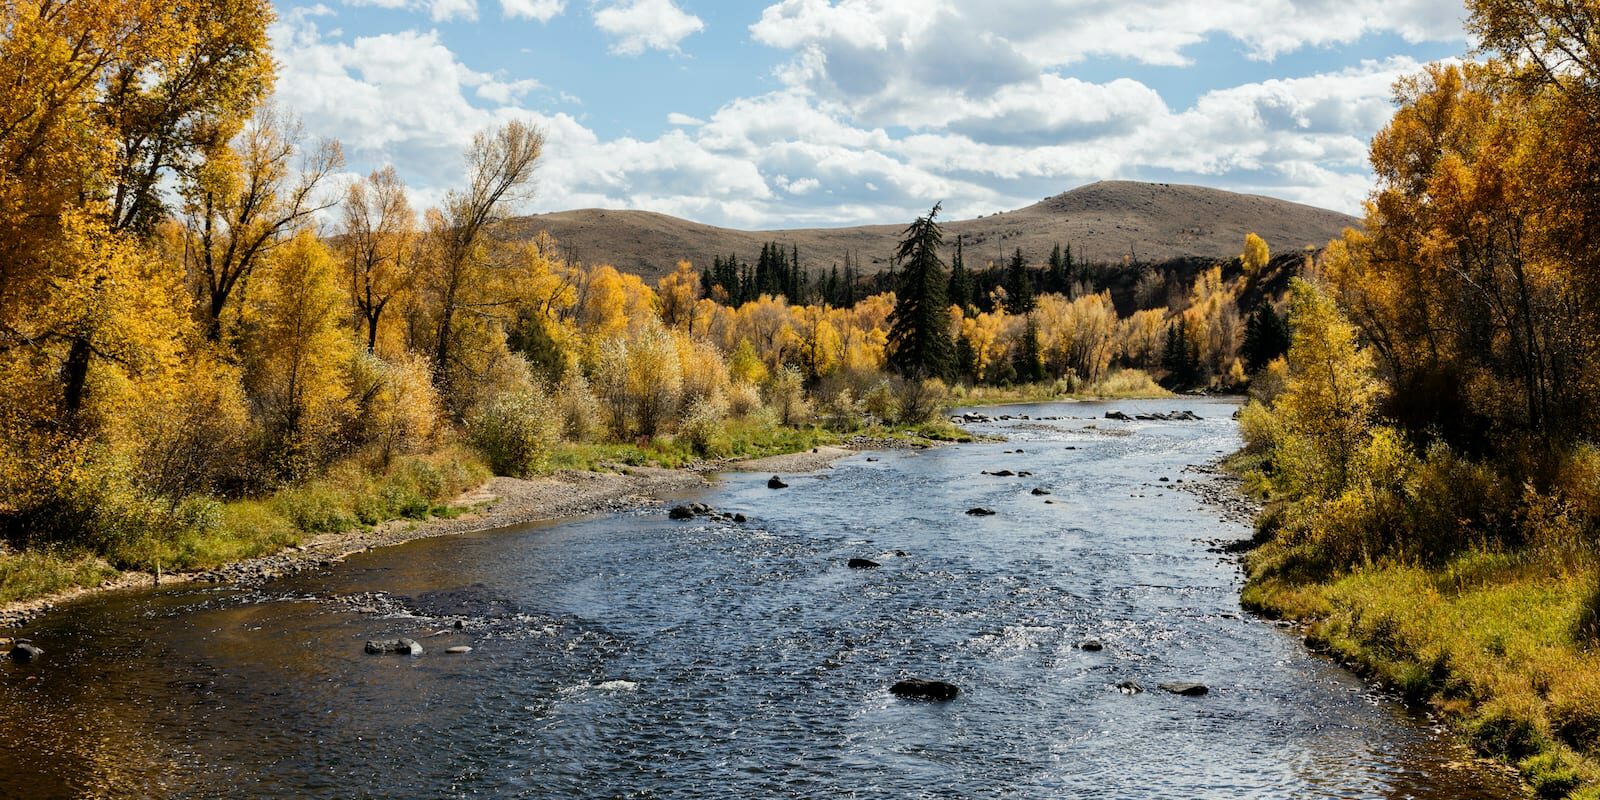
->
[1031, 488, 1051, 496]
[1159, 682, 1209, 696]
[847, 558, 881, 569]
[890, 678, 960, 701]
[365, 638, 423, 656]
[1115, 680, 1144, 694]
[767, 476, 788, 489]
[445, 646, 473, 655]
[965, 507, 997, 516]
[9, 641, 43, 663]
[668, 505, 695, 520]
[1079, 639, 1103, 652]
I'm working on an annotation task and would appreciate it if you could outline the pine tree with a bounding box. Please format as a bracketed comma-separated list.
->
[1013, 315, 1044, 383]
[1005, 248, 1035, 314]
[948, 235, 972, 311]
[1243, 305, 1291, 371]
[1048, 243, 1068, 294]
[887, 203, 955, 379]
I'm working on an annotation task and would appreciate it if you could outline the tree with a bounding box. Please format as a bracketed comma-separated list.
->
[421, 120, 544, 397]
[1241, 232, 1270, 279]
[182, 107, 344, 342]
[1013, 316, 1044, 383]
[1243, 305, 1290, 372]
[1004, 248, 1036, 314]
[948, 235, 973, 311]
[886, 203, 955, 379]
[656, 259, 701, 329]
[341, 166, 416, 353]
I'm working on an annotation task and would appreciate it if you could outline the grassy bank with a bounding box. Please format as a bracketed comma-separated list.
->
[0, 447, 489, 607]
[948, 370, 1172, 407]
[1240, 484, 1600, 798]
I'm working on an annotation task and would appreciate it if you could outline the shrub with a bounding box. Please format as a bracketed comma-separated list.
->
[862, 380, 897, 423]
[895, 376, 948, 425]
[727, 381, 763, 418]
[680, 395, 731, 457]
[467, 389, 561, 478]
[767, 366, 808, 426]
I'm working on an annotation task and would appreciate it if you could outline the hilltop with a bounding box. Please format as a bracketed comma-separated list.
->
[504, 180, 1360, 280]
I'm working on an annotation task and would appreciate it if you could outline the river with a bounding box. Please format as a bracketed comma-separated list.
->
[0, 398, 1525, 798]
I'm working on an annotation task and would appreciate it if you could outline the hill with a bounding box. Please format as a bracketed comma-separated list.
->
[503, 180, 1359, 280]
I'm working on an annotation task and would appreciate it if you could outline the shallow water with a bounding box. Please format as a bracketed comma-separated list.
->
[0, 398, 1525, 798]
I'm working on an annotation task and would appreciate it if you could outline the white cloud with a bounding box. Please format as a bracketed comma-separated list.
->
[500, 0, 565, 20]
[271, 1, 1436, 230]
[593, 0, 705, 55]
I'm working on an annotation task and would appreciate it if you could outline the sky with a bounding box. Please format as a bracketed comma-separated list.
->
[269, 0, 1473, 229]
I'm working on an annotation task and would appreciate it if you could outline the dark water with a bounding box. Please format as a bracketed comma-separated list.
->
[1, 398, 1525, 799]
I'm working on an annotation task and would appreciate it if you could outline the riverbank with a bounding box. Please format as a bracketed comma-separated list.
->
[1242, 543, 1598, 799]
[0, 434, 944, 630]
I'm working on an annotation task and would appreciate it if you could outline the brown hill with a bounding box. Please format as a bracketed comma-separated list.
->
[504, 180, 1359, 280]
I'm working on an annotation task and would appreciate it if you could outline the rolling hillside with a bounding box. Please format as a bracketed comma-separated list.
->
[503, 180, 1360, 280]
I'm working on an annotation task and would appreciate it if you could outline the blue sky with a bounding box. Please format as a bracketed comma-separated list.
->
[271, 0, 1473, 228]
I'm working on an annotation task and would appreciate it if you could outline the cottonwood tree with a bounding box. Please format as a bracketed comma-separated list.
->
[341, 166, 417, 353]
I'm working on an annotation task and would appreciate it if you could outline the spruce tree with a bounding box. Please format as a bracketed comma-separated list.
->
[887, 203, 955, 380]
[1048, 243, 1067, 294]
[948, 235, 972, 311]
[1005, 248, 1035, 314]
[1014, 315, 1044, 383]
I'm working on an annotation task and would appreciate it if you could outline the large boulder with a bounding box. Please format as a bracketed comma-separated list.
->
[767, 476, 788, 489]
[890, 678, 960, 701]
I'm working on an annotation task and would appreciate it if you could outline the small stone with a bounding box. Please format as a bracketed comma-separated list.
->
[890, 678, 960, 701]
[1031, 488, 1051, 496]
[10, 642, 43, 663]
[733, 513, 747, 523]
[1080, 639, 1103, 652]
[965, 507, 996, 516]
[1115, 680, 1143, 694]
[847, 558, 881, 569]
[1159, 682, 1209, 696]
[445, 646, 472, 654]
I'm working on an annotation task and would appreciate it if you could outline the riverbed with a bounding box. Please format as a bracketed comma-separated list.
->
[0, 398, 1525, 798]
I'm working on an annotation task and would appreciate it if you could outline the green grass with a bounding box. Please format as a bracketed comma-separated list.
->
[948, 369, 1172, 407]
[0, 447, 491, 607]
[1244, 542, 1600, 797]
[0, 548, 118, 605]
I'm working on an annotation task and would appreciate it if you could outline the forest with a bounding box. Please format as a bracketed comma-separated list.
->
[0, 0, 1292, 603]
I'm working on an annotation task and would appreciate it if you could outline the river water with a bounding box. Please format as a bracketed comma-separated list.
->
[0, 398, 1525, 799]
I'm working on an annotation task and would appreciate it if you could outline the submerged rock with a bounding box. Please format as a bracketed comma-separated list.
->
[847, 558, 881, 570]
[733, 513, 748, 523]
[1115, 680, 1144, 694]
[365, 638, 423, 656]
[767, 476, 788, 489]
[1159, 682, 1209, 696]
[985, 469, 1016, 477]
[9, 642, 42, 664]
[1079, 639, 1104, 652]
[1031, 488, 1052, 496]
[965, 507, 997, 516]
[890, 678, 960, 701]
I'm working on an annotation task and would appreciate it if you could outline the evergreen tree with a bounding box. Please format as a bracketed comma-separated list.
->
[1005, 248, 1035, 314]
[1243, 305, 1291, 371]
[1048, 243, 1068, 294]
[1162, 323, 1202, 388]
[887, 203, 955, 379]
[948, 235, 972, 311]
[955, 333, 978, 383]
[1013, 315, 1044, 383]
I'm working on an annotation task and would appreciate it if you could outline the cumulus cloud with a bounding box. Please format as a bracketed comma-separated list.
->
[500, 0, 565, 20]
[593, 0, 705, 55]
[270, 1, 1446, 229]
